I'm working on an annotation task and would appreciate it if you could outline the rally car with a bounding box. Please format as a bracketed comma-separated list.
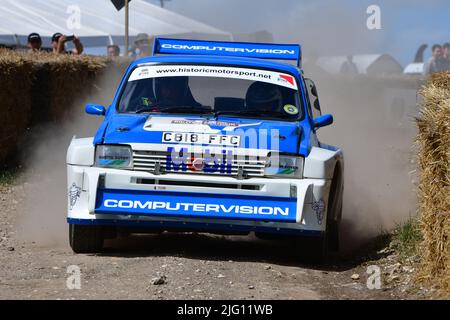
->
[67, 38, 344, 262]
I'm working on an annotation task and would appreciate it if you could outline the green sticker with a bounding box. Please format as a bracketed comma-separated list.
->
[283, 104, 298, 115]
[141, 97, 152, 107]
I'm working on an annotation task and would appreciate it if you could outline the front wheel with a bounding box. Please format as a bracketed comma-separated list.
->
[69, 224, 104, 253]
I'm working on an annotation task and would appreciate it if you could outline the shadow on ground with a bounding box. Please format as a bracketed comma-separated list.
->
[98, 231, 392, 271]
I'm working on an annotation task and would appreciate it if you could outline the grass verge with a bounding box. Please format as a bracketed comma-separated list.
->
[0, 168, 19, 186]
[391, 218, 422, 260]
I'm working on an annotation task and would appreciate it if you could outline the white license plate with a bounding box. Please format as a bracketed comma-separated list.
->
[162, 132, 240, 146]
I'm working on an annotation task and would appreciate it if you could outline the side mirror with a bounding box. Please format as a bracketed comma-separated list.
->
[314, 114, 333, 128]
[85, 104, 106, 116]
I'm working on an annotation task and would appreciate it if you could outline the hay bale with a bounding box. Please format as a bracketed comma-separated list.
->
[34, 54, 131, 121]
[29, 52, 108, 121]
[416, 71, 450, 297]
[0, 49, 34, 164]
[0, 50, 133, 165]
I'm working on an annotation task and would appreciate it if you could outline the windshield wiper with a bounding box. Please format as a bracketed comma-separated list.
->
[215, 110, 260, 117]
[134, 106, 155, 114]
[134, 106, 212, 114]
[159, 106, 213, 114]
[215, 110, 289, 118]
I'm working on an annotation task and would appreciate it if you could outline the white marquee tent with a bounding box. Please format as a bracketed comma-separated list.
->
[0, 0, 232, 52]
[316, 54, 403, 76]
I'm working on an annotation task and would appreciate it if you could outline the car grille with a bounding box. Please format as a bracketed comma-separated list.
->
[132, 150, 266, 177]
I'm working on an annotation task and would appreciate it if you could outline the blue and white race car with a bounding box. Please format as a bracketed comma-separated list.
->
[67, 38, 344, 262]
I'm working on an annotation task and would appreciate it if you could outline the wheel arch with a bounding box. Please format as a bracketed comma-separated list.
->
[67, 137, 95, 166]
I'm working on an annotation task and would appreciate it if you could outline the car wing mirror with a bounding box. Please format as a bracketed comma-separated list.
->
[314, 114, 333, 128]
[85, 104, 106, 116]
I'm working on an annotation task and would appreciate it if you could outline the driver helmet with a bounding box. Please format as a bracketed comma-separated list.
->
[155, 76, 189, 105]
[245, 82, 283, 111]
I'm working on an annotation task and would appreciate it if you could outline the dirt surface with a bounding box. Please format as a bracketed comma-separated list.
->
[0, 182, 432, 300]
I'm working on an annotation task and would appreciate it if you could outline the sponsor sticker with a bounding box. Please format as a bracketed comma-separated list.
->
[166, 147, 234, 175]
[95, 189, 298, 222]
[312, 199, 325, 225]
[278, 74, 295, 86]
[128, 65, 298, 90]
[154, 39, 301, 64]
[68, 183, 81, 210]
[191, 158, 205, 171]
[283, 104, 299, 115]
[103, 200, 290, 216]
[143, 117, 260, 133]
[171, 119, 238, 127]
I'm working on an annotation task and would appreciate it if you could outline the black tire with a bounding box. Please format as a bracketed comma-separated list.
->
[103, 226, 118, 240]
[69, 224, 104, 253]
[327, 205, 341, 252]
[254, 232, 284, 241]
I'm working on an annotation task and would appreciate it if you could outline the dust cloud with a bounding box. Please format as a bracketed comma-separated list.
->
[15, 66, 123, 247]
[312, 73, 419, 251]
[282, 1, 420, 250]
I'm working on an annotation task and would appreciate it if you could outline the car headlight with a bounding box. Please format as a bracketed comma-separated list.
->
[264, 154, 303, 178]
[95, 145, 132, 168]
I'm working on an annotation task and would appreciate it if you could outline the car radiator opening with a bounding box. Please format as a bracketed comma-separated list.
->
[132, 150, 267, 177]
[134, 178, 263, 190]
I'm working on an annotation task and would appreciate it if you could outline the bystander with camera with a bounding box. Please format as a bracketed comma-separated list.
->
[51, 32, 83, 55]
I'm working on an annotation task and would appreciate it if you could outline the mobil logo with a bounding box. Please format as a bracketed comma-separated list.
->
[166, 147, 233, 174]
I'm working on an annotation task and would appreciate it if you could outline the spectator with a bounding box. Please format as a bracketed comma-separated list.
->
[107, 44, 120, 58]
[443, 43, 450, 70]
[423, 44, 447, 75]
[27, 33, 42, 52]
[134, 33, 153, 58]
[51, 32, 83, 55]
[340, 55, 359, 75]
[443, 43, 450, 59]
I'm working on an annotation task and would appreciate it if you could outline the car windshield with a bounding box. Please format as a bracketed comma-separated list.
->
[117, 65, 303, 121]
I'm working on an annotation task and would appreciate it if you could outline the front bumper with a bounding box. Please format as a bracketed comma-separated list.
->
[67, 165, 331, 235]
